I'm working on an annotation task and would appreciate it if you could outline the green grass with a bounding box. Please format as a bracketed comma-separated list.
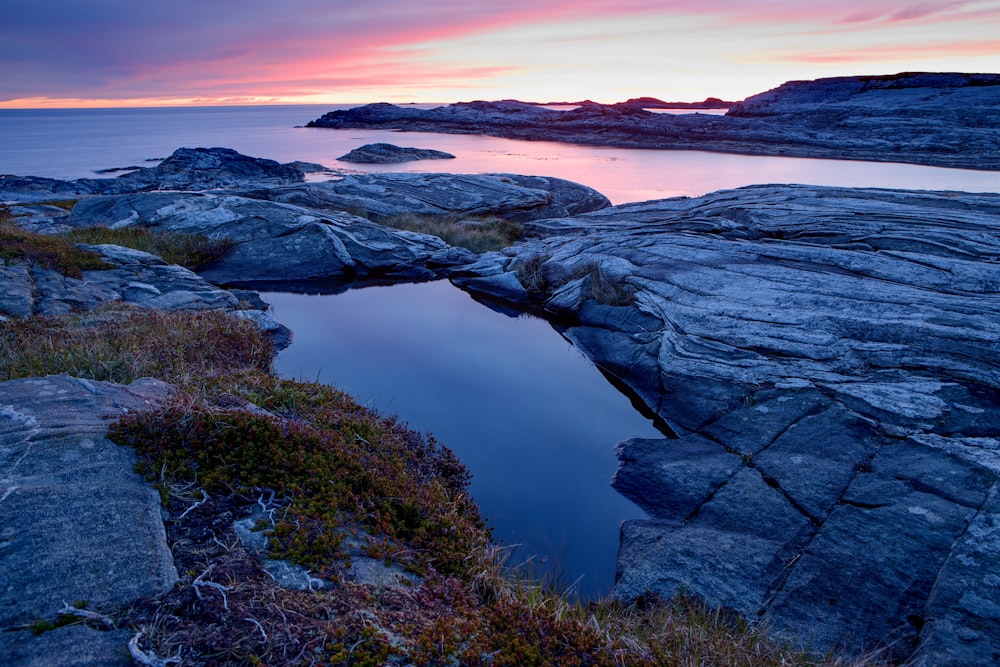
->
[379, 212, 523, 252]
[0, 205, 111, 277]
[61, 225, 235, 269]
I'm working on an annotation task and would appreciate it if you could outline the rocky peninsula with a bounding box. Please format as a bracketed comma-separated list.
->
[308, 72, 1000, 171]
[2, 69, 999, 663]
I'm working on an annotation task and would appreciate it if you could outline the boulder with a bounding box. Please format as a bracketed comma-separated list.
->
[0, 375, 178, 664]
[452, 184, 1000, 662]
[337, 142, 455, 163]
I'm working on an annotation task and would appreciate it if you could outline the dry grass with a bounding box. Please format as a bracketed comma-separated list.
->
[379, 212, 523, 252]
[62, 225, 236, 269]
[0, 205, 112, 277]
[586, 261, 635, 306]
[0, 304, 272, 393]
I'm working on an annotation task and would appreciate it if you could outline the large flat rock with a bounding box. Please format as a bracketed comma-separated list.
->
[453, 184, 1000, 662]
[0, 375, 178, 663]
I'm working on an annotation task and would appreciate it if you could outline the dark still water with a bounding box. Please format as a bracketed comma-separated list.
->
[263, 281, 664, 597]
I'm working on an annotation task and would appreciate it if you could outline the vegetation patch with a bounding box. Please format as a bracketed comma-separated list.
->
[586, 261, 635, 306]
[0, 205, 111, 277]
[110, 400, 486, 577]
[0, 304, 272, 392]
[379, 212, 523, 252]
[514, 253, 551, 293]
[62, 225, 236, 269]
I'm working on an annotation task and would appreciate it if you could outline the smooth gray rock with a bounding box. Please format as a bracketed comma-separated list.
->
[337, 142, 455, 163]
[0, 244, 238, 316]
[240, 171, 611, 223]
[309, 73, 1000, 170]
[2, 625, 135, 666]
[0, 376, 178, 662]
[453, 183, 1000, 661]
[66, 191, 451, 284]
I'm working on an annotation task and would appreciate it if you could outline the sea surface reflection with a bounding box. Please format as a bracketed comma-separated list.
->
[263, 280, 665, 597]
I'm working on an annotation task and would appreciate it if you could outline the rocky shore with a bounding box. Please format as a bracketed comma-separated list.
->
[2, 122, 998, 664]
[308, 72, 1000, 171]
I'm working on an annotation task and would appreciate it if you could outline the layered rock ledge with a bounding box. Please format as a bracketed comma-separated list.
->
[308, 72, 1000, 170]
[452, 184, 1000, 664]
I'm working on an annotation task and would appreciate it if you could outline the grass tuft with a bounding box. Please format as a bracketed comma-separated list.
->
[0, 205, 112, 278]
[586, 261, 635, 306]
[379, 213, 523, 252]
[61, 225, 236, 269]
[514, 253, 551, 293]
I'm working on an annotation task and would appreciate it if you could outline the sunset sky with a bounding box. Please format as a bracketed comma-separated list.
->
[2, 1, 998, 108]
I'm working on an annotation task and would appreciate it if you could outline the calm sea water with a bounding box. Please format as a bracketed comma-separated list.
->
[2, 105, 998, 204]
[5, 105, 998, 596]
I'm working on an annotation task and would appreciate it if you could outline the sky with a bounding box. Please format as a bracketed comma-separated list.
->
[1, 1, 998, 108]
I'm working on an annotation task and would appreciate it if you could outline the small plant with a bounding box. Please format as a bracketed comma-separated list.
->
[514, 253, 551, 293]
[62, 225, 235, 269]
[586, 262, 634, 306]
[379, 213, 523, 252]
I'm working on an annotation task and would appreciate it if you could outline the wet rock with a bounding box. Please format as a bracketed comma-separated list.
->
[337, 142, 455, 163]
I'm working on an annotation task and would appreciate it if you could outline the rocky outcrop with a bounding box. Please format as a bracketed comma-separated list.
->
[308, 73, 1000, 170]
[451, 184, 1000, 663]
[0, 375, 178, 665]
[65, 192, 458, 284]
[0, 244, 240, 316]
[1, 147, 306, 201]
[337, 142, 456, 163]
[238, 172, 611, 223]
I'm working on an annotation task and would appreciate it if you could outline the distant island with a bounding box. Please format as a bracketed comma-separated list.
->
[308, 72, 1000, 170]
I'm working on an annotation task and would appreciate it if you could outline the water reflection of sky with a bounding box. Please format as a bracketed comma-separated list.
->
[264, 280, 664, 597]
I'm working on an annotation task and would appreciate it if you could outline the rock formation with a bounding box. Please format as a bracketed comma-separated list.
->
[307, 72, 1000, 171]
[337, 142, 456, 163]
[452, 184, 1000, 664]
[0, 375, 179, 665]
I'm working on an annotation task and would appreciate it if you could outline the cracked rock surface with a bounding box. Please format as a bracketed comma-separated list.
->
[0, 375, 178, 665]
[452, 184, 1000, 663]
